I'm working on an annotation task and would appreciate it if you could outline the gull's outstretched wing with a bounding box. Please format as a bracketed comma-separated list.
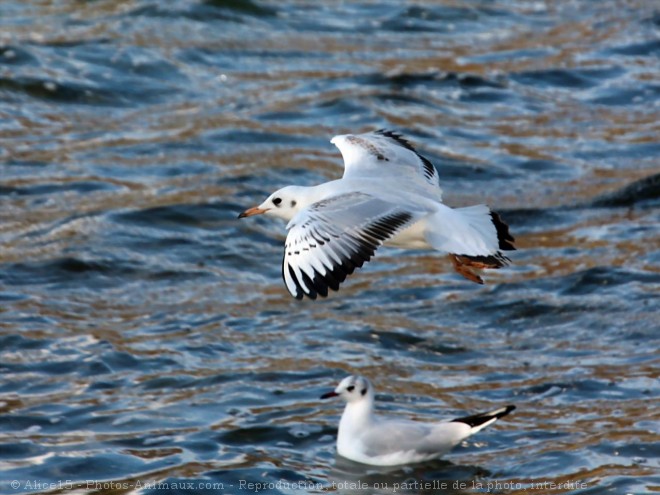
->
[331, 129, 442, 198]
[282, 192, 422, 299]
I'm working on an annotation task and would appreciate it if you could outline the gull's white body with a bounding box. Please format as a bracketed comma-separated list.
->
[241, 130, 515, 299]
[277, 178, 435, 249]
[322, 375, 515, 467]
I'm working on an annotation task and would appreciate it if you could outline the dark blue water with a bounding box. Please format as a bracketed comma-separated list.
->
[1, 1, 659, 494]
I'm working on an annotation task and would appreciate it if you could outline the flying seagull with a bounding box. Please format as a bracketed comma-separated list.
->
[239, 130, 515, 299]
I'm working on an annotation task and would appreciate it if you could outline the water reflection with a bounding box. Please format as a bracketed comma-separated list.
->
[1, 0, 659, 494]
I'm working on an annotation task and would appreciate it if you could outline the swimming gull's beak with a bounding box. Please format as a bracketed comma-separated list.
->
[238, 206, 269, 219]
[320, 390, 339, 400]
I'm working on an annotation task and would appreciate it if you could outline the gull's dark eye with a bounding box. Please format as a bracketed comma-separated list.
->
[273, 197, 282, 206]
[346, 385, 355, 392]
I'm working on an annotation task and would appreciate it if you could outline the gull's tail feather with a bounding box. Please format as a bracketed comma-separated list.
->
[490, 210, 516, 251]
[424, 204, 515, 283]
[451, 405, 516, 434]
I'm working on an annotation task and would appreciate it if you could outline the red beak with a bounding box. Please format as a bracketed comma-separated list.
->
[238, 206, 269, 219]
[320, 390, 339, 399]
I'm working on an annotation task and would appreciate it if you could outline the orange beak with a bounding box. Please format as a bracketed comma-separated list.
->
[238, 206, 269, 219]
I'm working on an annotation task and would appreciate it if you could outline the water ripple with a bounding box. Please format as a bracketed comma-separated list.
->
[1, 1, 658, 494]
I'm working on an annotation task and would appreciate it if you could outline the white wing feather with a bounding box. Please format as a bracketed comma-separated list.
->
[282, 192, 422, 299]
[331, 130, 442, 199]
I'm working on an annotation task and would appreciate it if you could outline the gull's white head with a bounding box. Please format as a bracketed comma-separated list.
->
[238, 185, 307, 221]
[320, 375, 373, 404]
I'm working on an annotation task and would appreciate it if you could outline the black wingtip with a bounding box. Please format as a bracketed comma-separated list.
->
[374, 129, 416, 152]
[497, 405, 516, 418]
[451, 404, 516, 428]
[375, 129, 436, 180]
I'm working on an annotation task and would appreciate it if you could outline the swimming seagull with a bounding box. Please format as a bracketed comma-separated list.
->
[238, 129, 515, 299]
[320, 375, 516, 466]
